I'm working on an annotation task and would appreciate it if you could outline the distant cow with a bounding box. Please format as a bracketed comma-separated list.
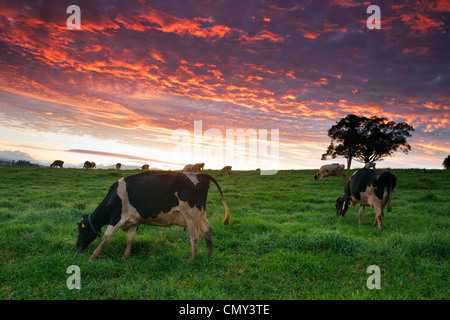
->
[50, 160, 64, 168]
[183, 163, 205, 173]
[196, 163, 205, 171]
[142, 164, 149, 170]
[364, 162, 376, 169]
[222, 166, 232, 171]
[335, 168, 396, 230]
[83, 161, 96, 169]
[76, 172, 230, 260]
[314, 163, 346, 181]
[116, 163, 121, 170]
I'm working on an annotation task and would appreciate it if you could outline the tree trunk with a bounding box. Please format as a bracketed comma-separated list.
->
[347, 147, 352, 169]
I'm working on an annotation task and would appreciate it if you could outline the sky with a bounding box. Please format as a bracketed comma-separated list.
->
[0, 0, 449, 170]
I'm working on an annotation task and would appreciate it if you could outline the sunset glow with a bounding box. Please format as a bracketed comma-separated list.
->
[0, 0, 449, 169]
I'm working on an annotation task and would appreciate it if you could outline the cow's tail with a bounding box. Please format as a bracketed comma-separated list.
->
[205, 175, 230, 225]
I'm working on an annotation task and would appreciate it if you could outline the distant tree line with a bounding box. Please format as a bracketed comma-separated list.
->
[0, 160, 41, 167]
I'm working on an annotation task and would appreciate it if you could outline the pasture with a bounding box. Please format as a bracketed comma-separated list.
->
[0, 167, 448, 300]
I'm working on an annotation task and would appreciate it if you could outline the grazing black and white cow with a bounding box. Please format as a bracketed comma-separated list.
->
[335, 168, 396, 230]
[50, 160, 64, 168]
[76, 171, 230, 260]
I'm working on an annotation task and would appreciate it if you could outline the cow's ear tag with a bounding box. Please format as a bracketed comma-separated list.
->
[81, 223, 85, 228]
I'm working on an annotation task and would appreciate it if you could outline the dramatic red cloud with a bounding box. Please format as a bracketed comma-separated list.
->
[116, 5, 284, 43]
[400, 13, 447, 34]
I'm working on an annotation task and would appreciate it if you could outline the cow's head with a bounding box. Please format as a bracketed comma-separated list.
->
[313, 173, 320, 181]
[76, 214, 99, 250]
[335, 197, 349, 216]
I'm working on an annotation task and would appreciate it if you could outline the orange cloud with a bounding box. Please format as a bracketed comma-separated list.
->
[323, 23, 347, 33]
[285, 71, 296, 79]
[400, 13, 447, 34]
[116, 6, 284, 44]
[401, 47, 429, 55]
[239, 30, 284, 43]
[414, 141, 450, 154]
[330, 0, 364, 7]
[429, 0, 450, 11]
[301, 30, 320, 39]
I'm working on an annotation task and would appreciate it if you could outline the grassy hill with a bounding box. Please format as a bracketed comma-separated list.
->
[0, 167, 448, 299]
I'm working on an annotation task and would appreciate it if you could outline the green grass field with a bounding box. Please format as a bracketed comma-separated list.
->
[0, 167, 448, 300]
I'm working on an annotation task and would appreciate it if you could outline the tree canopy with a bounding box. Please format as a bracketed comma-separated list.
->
[321, 114, 414, 169]
[443, 155, 450, 169]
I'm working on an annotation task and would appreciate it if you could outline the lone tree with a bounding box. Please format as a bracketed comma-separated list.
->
[322, 114, 414, 169]
[443, 155, 450, 169]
